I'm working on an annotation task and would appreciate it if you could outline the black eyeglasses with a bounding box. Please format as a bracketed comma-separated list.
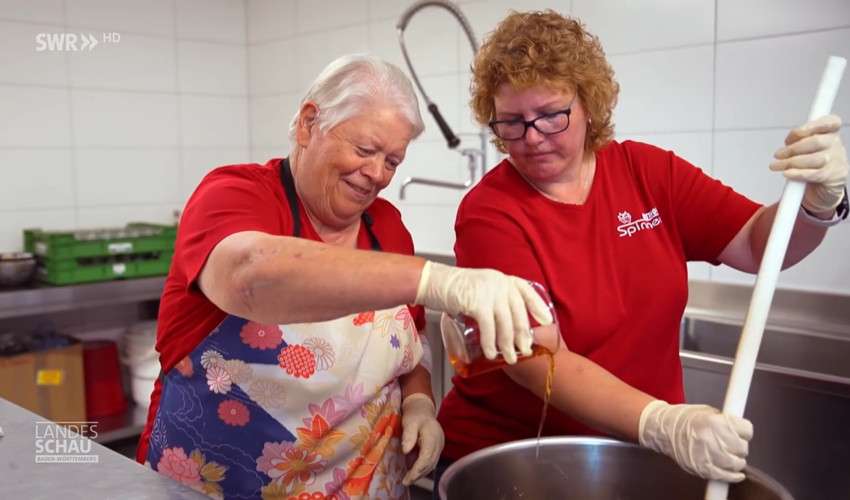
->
[488, 98, 576, 141]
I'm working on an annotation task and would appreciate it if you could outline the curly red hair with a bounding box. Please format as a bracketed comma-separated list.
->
[470, 10, 619, 154]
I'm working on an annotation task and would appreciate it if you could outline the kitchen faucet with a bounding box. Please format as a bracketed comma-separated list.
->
[396, 0, 490, 199]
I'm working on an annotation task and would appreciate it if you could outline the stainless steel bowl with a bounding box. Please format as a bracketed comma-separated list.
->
[439, 437, 792, 500]
[0, 252, 37, 287]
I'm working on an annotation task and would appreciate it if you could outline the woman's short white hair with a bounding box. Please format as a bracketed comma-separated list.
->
[288, 53, 425, 145]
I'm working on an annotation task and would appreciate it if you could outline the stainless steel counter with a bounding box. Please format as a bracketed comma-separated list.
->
[0, 398, 206, 500]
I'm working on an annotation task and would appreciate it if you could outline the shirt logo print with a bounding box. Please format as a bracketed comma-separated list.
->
[617, 207, 662, 237]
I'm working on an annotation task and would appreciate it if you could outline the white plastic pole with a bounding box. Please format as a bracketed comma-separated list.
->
[705, 55, 847, 500]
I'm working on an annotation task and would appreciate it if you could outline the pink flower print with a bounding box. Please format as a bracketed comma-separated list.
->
[302, 337, 334, 371]
[248, 378, 287, 408]
[206, 365, 232, 394]
[332, 383, 367, 414]
[240, 322, 283, 350]
[324, 468, 351, 500]
[304, 399, 347, 428]
[401, 344, 413, 372]
[278, 344, 316, 378]
[395, 307, 415, 332]
[200, 350, 223, 369]
[223, 359, 253, 384]
[175, 356, 193, 377]
[257, 441, 325, 486]
[157, 447, 202, 488]
[217, 399, 250, 426]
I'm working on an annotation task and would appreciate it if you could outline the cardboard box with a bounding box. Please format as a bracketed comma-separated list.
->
[0, 340, 86, 422]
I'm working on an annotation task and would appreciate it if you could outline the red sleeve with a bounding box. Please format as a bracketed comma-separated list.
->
[661, 146, 762, 263]
[176, 161, 290, 287]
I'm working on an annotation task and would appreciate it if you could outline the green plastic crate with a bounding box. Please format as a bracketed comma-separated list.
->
[24, 223, 177, 261]
[36, 251, 174, 285]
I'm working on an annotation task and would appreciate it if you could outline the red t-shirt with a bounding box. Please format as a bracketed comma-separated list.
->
[137, 158, 425, 462]
[437, 140, 761, 460]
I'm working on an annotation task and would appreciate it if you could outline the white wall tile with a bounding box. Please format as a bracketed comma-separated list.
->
[688, 262, 711, 281]
[368, 0, 416, 22]
[610, 45, 714, 134]
[398, 203, 457, 254]
[390, 140, 467, 205]
[0, 150, 74, 210]
[368, 18, 407, 70]
[0, 209, 76, 252]
[250, 147, 287, 164]
[74, 149, 181, 206]
[250, 93, 300, 148]
[713, 129, 791, 206]
[0, 0, 63, 25]
[574, 0, 714, 55]
[248, 38, 299, 95]
[69, 34, 177, 92]
[715, 29, 850, 130]
[72, 90, 179, 147]
[615, 131, 713, 177]
[178, 41, 247, 95]
[65, 0, 175, 38]
[181, 148, 250, 202]
[76, 204, 177, 228]
[717, 0, 850, 41]
[0, 21, 69, 86]
[246, 0, 296, 44]
[179, 95, 249, 147]
[295, 26, 371, 91]
[712, 223, 850, 295]
[391, 5, 460, 78]
[0, 86, 71, 147]
[176, 0, 246, 43]
[295, 0, 369, 35]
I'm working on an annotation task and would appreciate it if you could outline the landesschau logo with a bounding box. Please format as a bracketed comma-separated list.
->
[34, 421, 99, 463]
[617, 207, 662, 237]
[35, 32, 121, 52]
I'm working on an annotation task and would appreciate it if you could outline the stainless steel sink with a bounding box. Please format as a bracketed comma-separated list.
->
[681, 317, 850, 381]
[680, 316, 850, 500]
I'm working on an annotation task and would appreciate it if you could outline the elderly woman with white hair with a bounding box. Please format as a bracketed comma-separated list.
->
[137, 53, 552, 499]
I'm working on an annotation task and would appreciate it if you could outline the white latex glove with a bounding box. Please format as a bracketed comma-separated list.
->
[770, 114, 848, 213]
[415, 261, 553, 364]
[638, 400, 753, 483]
[400, 393, 444, 486]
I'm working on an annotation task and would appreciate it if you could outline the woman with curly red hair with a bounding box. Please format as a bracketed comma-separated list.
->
[435, 9, 847, 494]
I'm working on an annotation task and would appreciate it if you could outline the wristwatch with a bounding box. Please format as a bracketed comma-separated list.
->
[799, 186, 849, 227]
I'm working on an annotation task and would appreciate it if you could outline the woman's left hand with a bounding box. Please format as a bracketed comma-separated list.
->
[770, 114, 848, 214]
[400, 393, 444, 486]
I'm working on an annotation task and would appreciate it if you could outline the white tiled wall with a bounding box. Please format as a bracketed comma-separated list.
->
[0, 0, 249, 252]
[2, 0, 849, 294]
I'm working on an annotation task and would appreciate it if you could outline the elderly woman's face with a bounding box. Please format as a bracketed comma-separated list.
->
[297, 104, 413, 226]
[492, 83, 588, 182]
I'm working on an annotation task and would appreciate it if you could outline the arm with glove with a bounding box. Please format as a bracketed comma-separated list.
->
[719, 115, 848, 272]
[472, 326, 753, 483]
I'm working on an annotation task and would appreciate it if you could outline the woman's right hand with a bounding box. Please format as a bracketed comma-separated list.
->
[414, 261, 553, 364]
[638, 400, 753, 483]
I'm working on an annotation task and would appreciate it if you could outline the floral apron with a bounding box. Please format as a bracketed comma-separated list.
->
[146, 159, 424, 499]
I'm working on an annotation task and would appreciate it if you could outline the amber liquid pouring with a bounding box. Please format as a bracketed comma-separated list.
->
[536, 352, 555, 459]
[448, 344, 553, 378]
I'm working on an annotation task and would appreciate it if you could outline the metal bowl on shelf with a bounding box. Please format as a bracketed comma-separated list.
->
[0, 252, 37, 287]
[439, 437, 792, 500]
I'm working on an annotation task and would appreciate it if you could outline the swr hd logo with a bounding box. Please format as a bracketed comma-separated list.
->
[35, 32, 121, 52]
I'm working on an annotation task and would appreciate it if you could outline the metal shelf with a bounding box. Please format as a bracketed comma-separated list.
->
[0, 276, 166, 319]
[92, 403, 149, 445]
